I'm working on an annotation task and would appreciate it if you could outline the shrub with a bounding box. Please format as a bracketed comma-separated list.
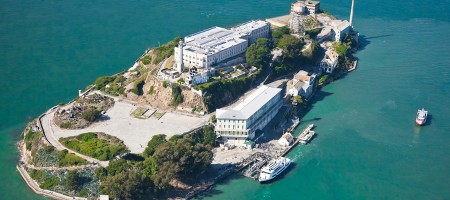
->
[60, 121, 73, 129]
[140, 55, 152, 65]
[40, 176, 59, 189]
[131, 78, 145, 96]
[147, 85, 155, 95]
[76, 132, 97, 142]
[170, 84, 183, 106]
[81, 108, 101, 122]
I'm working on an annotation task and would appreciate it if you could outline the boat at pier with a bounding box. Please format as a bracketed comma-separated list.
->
[258, 157, 291, 183]
[416, 108, 428, 126]
[299, 130, 315, 144]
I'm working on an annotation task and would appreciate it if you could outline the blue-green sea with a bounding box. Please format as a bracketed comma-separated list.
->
[1, 0, 449, 199]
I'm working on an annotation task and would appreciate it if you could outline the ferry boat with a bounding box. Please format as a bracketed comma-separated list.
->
[258, 157, 291, 183]
[416, 108, 428, 126]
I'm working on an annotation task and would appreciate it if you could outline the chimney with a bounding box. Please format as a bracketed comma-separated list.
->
[350, 0, 355, 27]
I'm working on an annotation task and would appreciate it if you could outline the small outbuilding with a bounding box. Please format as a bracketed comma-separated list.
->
[278, 132, 294, 146]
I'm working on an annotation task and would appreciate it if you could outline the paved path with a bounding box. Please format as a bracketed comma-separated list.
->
[41, 111, 109, 167]
[17, 165, 87, 200]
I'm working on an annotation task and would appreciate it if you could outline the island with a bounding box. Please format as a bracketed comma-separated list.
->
[17, 1, 360, 199]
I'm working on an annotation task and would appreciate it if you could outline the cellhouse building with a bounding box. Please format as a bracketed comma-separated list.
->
[174, 20, 270, 85]
[215, 85, 283, 146]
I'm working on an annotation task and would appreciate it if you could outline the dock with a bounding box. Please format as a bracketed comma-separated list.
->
[280, 124, 314, 156]
[240, 123, 316, 180]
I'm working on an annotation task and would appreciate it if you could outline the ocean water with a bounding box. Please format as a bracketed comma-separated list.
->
[0, 0, 449, 199]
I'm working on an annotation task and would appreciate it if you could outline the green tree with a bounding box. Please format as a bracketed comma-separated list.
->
[277, 35, 304, 59]
[100, 170, 153, 200]
[202, 125, 215, 146]
[245, 38, 272, 68]
[143, 134, 167, 157]
[271, 26, 290, 45]
[151, 138, 213, 189]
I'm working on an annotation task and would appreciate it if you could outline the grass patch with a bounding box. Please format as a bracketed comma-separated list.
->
[58, 149, 88, 167]
[131, 107, 148, 119]
[151, 111, 166, 120]
[59, 132, 129, 161]
[40, 176, 59, 189]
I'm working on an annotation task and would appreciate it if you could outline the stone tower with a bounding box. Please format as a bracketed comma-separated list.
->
[176, 40, 184, 72]
[289, 1, 307, 34]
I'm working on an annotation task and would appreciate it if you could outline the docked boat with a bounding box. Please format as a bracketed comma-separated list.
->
[416, 108, 428, 126]
[299, 130, 315, 144]
[258, 157, 291, 183]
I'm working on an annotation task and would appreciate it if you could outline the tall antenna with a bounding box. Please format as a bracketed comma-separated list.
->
[350, 0, 355, 26]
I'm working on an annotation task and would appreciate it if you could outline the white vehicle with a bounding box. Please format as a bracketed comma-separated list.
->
[258, 157, 291, 183]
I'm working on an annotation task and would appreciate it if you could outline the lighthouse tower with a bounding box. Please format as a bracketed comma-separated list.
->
[176, 40, 184, 72]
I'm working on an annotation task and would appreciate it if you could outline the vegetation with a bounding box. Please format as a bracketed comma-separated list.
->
[143, 134, 167, 157]
[245, 38, 272, 68]
[59, 121, 73, 129]
[59, 132, 129, 161]
[131, 78, 145, 96]
[81, 107, 102, 122]
[303, 40, 321, 63]
[152, 37, 181, 64]
[24, 129, 42, 154]
[58, 149, 87, 166]
[40, 176, 59, 189]
[147, 85, 155, 95]
[94, 75, 126, 96]
[65, 170, 82, 191]
[162, 81, 168, 88]
[194, 71, 260, 111]
[95, 128, 213, 199]
[305, 28, 322, 39]
[318, 74, 329, 85]
[277, 34, 305, 59]
[140, 55, 152, 65]
[100, 169, 153, 200]
[271, 26, 290, 45]
[170, 84, 184, 106]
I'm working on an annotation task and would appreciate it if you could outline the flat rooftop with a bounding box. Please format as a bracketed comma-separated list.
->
[231, 20, 269, 35]
[183, 27, 247, 55]
[216, 85, 282, 120]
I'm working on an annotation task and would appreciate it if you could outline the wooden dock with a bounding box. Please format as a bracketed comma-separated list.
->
[279, 124, 314, 157]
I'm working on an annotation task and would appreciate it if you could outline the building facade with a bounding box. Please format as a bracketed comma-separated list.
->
[287, 70, 316, 98]
[320, 49, 339, 73]
[215, 86, 283, 146]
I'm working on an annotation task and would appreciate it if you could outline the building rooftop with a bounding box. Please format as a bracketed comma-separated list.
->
[230, 20, 269, 35]
[331, 20, 351, 31]
[294, 70, 310, 82]
[183, 27, 247, 55]
[216, 85, 282, 120]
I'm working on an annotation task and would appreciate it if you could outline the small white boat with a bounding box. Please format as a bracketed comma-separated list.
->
[416, 108, 428, 126]
[258, 157, 291, 183]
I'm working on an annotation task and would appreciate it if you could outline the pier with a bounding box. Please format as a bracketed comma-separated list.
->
[241, 123, 315, 180]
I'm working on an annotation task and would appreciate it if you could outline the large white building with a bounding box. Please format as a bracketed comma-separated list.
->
[215, 85, 283, 146]
[174, 20, 270, 85]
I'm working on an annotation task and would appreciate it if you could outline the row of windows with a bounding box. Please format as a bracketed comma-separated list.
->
[218, 131, 248, 136]
[218, 125, 246, 129]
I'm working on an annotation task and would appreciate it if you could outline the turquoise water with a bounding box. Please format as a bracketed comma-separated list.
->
[1, 0, 449, 199]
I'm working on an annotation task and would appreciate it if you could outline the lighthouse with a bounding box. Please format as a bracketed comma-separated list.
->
[175, 40, 184, 72]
